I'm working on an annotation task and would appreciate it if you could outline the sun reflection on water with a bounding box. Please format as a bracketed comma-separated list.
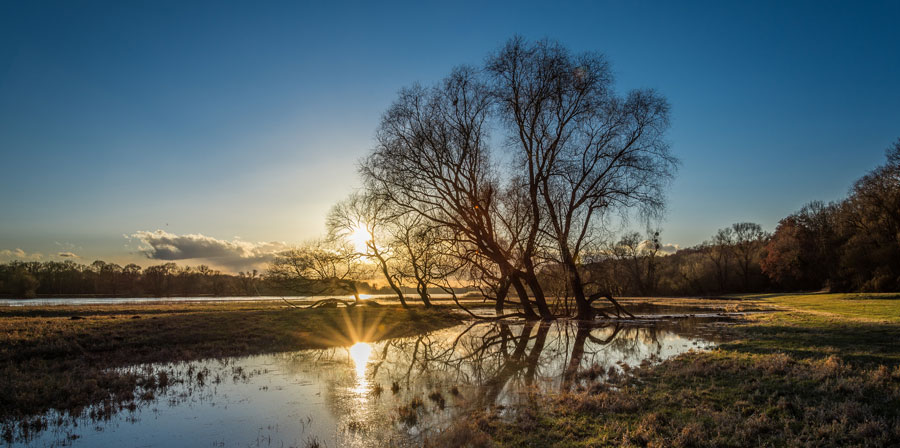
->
[348, 342, 372, 396]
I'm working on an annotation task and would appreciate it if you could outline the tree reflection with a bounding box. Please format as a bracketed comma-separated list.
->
[274, 316, 719, 443]
[365, 319, 671, 405]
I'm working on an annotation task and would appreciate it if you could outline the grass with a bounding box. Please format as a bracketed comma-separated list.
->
[0, 301, 463, 431]
[450, 293, 900, 447]
[743, 292, 900, 323]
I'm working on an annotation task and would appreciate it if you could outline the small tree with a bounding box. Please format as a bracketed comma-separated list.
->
[327, 192, 408, 306]
[391, 212, 442, 308]
[703, 227, 735, 293]
[268, 239, 370, 303]
[731, 222, 768, 291]
[10, 266, 39, 298]
[609, 231, 663, 296]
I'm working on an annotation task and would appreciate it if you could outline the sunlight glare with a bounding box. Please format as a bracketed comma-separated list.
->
[349, 225, 370, 253]
[349, 341, 372, 379]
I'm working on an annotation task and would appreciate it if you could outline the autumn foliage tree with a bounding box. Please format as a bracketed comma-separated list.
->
[763, 140, 900, 292]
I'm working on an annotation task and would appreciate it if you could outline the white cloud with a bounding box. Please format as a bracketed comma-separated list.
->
[637, 240, 680, 256]
[0, 248, 44, 262]
[658, 243, 680, 255]
[56, 251, 80, 259]
[129, 230, 287, 272]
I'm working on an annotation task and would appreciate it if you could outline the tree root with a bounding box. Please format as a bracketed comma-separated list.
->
[282, 297, 354, 309]
[586, 293, 636, 320]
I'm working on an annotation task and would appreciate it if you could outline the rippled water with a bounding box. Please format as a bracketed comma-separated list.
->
[10, 317, 732, 448]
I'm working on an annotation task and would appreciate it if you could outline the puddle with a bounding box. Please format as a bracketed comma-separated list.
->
[7, 316, 735, 447]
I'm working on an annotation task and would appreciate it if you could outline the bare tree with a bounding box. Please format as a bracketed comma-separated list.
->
[703, 227, 735, 293]
[487, 37, 676, 319]
[609, 230, 662, 296]
[327, 192, 408, 307]
[361, 67, 547, 319]
[237, 269, 260, 296]
[360, 37, 675, 320]
[267, 239, 370, 305]
[731, 222, 768, 291]
[391, 212, 441, 307]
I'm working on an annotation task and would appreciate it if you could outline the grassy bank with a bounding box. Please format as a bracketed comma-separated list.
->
[459, 293, 900, 447]
[0, 301, 463, 429]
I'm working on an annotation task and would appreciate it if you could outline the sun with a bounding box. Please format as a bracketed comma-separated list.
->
[348, 224, 371, 254]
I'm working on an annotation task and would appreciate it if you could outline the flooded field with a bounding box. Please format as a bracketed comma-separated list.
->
[5, 314, 738, 448]
[0, 294, 420, 307]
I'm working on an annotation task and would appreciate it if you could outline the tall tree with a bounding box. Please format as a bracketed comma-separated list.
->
[362, 67, 545, 319]
[487, 37, 676, 319]
[361, 37, 675, 319]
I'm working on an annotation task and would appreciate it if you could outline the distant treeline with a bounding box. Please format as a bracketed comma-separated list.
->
[583, 140, 900, 296]
[0, 261, 393, 299]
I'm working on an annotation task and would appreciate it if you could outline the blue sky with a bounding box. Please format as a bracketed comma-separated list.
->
[1, 0, 898, 271]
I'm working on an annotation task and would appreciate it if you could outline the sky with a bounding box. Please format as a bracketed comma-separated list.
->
[1, 0, 898, 272]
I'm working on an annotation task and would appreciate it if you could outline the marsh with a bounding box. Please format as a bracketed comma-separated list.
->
[1, 300, 741, 447]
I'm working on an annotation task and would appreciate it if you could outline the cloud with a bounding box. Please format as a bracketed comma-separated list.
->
[0, 248, 44, 261]
[56, 251, 79, 259]
[637, 240, 680, 256]
[658, 243, 680, 255]
[129, 230, 287, 272]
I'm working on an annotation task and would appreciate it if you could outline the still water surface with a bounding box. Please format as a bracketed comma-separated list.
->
[0, 294, 445, 307]
[12, 317, 732, 447]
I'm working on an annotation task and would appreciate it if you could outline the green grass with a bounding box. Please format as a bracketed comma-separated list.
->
[0, 301, 463, 428]
[745, 292, 900, 322]
[456, 293, 900, 447]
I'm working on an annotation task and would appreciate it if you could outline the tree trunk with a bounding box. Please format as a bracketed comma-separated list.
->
[510, 275, 539, 320]
[417, 281, 432, 308]
[494, 275, 511, 315]
[560, 248, 593, 320]
[522, 262, 554, 320]
[374, 251, 407, 307]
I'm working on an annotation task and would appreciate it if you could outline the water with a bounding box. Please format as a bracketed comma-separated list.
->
[7, 317, 732, 447]
[0, 294, 463, 307]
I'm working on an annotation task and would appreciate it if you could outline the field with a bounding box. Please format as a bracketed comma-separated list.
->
[463, 293, 900, 447]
